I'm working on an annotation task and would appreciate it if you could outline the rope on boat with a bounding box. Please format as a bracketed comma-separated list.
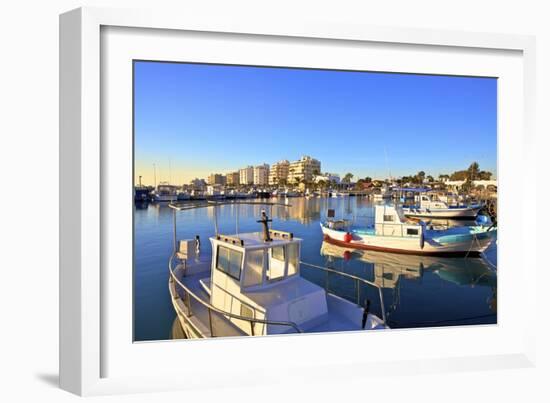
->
[464, 229, 497, 271]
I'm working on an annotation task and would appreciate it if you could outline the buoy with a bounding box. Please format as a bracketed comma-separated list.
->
[344, 232, 353, 243]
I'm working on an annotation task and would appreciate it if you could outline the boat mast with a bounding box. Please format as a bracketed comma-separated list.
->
[153, 163, 157, 188]
[169, 158, 172, 185]
[384, 146, 392, 183]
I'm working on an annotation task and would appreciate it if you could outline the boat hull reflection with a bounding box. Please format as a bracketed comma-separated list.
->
[318, 242, 497, 328]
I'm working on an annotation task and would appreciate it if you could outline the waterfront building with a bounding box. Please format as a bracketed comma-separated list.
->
[268, 159, 290, 185]
[226, 171, 240, 186]
[288, 155, 321, 185]
[239, 166, 254, 185]
[314, 173, 340, 184]
[208, 173, 226, 186]
[253, 163, 270, 186]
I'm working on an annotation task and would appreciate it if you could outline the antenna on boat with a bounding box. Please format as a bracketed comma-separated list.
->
[257, 210, 273, 242]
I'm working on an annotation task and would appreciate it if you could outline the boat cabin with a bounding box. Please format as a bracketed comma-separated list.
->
[374, 205, 424, 238]
[207, 230, 330, 335]
[418, 193, 448, 209]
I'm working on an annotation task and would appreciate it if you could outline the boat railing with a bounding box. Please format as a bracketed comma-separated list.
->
[299, 261, 387, 326]
[169, 253, 302, 337]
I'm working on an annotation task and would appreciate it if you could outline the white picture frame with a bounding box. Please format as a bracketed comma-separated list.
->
[60, 6, 537, 396]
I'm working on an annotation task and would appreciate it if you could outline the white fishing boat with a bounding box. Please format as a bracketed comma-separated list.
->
[320, 204, 496, 256]
[402, 193, 482, 219]
[152, 182, 179, 202]
[285, 189, 301, 197]
[168, 201, 388, 339]
[372, 185, 392, 201]
[177, 190, 190, 201]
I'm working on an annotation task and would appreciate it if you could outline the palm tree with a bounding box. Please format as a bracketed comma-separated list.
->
[343, 173, 354, 183]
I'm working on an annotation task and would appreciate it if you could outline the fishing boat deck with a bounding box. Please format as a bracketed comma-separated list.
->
[172, 267, 246, 337]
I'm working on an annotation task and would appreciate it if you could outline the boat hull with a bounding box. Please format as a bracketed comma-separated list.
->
[403, 206, 481, 219]
[153, 195, 178, 202]
[321, 224, 495, 257]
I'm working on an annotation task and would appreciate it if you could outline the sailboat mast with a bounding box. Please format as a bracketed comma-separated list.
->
[384, 146, 392, 182]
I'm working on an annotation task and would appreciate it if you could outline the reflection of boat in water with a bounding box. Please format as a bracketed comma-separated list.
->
[321, 204, 496, 256]
[168, 201, 388, 339]
[320, 241, 496, 288]
[319, 241, 497, 321]
[320, 242, 423, 289]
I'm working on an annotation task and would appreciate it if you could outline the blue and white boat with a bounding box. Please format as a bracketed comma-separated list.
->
[402, 192, 482, 219]
[321, 204, 496, 256]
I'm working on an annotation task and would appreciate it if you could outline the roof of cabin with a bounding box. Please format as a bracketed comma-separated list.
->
[210, 231, 301, 248]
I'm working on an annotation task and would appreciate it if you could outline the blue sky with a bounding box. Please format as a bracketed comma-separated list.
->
[134, 61, 496, 185]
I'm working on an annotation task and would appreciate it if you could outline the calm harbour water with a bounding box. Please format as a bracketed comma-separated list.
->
[134, 196, 497, 342]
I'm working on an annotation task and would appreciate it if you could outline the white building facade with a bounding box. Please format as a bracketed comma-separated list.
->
[239, 166, 254, 185]
[288, 156, 321, 184]
[253, 163, 270, 186]
[269, 160, 290, 185]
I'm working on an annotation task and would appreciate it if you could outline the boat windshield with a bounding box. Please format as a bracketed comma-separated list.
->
[242, 243, 300, 288]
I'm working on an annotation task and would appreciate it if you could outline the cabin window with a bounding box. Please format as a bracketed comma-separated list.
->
[216, 246, 243, 280]
[267, 247, 286, 281]
[243, 249, 264, 287]
[406, 228, 419, 236]
[383, 215, 394, 222]
[271, 246, 285, 262]
[240, 304, 254, 319]
[287, 243, 299, 276]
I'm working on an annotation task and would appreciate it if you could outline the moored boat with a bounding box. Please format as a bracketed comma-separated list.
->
[402, 193, 482, 219]
[152, 182, 179, 202]
[168, 201, 388, 339]
[320, 204, 496, 256]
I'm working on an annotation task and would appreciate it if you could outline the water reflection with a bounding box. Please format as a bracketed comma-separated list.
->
[318, 241, 497, 327]
[134, 197, 497, 341]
